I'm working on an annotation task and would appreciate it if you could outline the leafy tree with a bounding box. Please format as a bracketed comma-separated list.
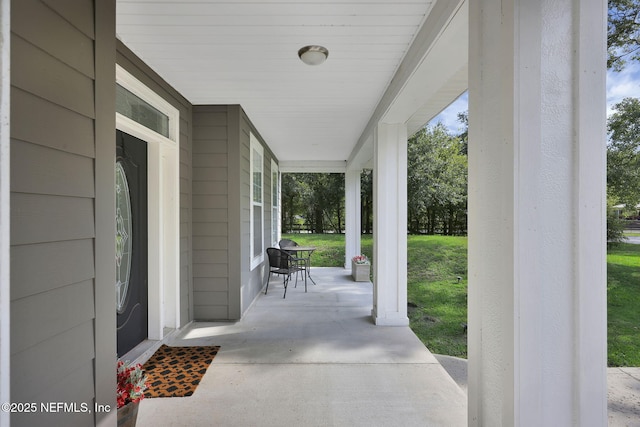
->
[608, 0, 640, 71]
[607, 97, 640, 207]
[361, 170, 373, 234]
[606, 2, 640, 241]
[607, 198, 629, 246]
[303, 174, 344, 233]
[281, 173, 345, 233]
[407, 123, 467, 235]
[281, 174, 307, 232]
[456, 111, 469, 156]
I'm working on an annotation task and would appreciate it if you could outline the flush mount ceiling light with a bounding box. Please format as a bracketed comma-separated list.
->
[298, 45, 329, 66]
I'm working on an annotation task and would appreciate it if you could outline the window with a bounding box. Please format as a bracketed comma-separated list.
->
[271, 160, 280, 246]
[116, 84, 170, 138]
[115, 65, 179, 144]
[250, 134, 264, 269]
[115, 161, 132, 313]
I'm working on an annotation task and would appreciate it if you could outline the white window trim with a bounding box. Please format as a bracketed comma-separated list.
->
[116, 64, 181, 340]
[116, 64, 179, 144]
[250, 133, 264, 269]
[271, 159, 280, 247]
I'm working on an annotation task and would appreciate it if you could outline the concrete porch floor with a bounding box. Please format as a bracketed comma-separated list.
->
[136, 267, 467, 426]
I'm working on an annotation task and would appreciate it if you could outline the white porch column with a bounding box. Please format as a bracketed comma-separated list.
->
[345, 168, 361, 269]
[371, 123, 408, 326]
[468, 1, 607, 426]
[0, 0, 9, 424]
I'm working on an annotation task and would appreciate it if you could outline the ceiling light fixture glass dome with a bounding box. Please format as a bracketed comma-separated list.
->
[298, 45, 329, 66]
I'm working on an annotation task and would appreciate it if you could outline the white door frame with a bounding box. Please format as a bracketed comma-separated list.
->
[115, 64, 180, 340]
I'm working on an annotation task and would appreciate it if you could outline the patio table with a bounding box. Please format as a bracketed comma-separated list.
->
[281, 246, 317, 285]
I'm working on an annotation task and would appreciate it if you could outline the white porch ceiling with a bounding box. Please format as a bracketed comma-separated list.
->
[116, 0, 466, 167]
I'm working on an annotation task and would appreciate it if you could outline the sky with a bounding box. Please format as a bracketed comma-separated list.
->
[428, 65, 640, 134]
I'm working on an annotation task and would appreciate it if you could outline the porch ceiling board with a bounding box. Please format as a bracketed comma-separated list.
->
[115, 0, 436, 163]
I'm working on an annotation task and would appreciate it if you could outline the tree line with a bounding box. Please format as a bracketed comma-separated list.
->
[281, 173, 345, 234]
[606, 0, 640, 243]
[281, 120, 468, 235]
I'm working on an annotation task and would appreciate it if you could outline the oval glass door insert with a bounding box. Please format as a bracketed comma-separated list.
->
[115, 161, 133, 313]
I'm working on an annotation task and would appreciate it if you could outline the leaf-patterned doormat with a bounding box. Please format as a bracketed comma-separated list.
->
[142, 344, 220, 398]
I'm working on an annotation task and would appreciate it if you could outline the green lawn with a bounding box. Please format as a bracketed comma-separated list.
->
[406, 235, 468, 357]
[281, 233, 372, 267]
[282, 234, 640, 366]
[607, 243, 640, 366]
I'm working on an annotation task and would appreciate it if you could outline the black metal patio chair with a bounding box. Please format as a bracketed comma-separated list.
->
[278, 238, 308, 282]
[265, 247, 306, 298]
[278, 238, 299, 255]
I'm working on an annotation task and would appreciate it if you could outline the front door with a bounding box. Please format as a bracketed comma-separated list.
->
[116, 130, 148, 357]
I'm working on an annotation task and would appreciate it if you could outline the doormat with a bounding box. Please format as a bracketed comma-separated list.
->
[142, 344, 220, 398]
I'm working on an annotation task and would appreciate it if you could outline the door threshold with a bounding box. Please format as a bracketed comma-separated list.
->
[119, 324, 188, 365]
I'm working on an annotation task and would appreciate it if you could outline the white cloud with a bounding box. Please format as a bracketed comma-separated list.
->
[607, 63, 640, 116]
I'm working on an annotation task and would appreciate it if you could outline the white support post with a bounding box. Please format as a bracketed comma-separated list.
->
[371, 123, 408, 326]
[0, 0, 9, 424]
[345, 169, 361, 269]
[468, 0, 607, 425]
